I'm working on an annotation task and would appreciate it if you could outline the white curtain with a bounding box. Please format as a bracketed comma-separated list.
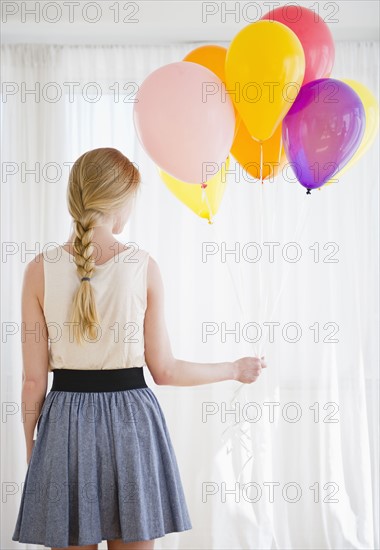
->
[1, 42, 379, 550]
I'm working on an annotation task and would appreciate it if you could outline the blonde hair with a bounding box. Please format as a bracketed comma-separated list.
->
[66, 147, 141, 345]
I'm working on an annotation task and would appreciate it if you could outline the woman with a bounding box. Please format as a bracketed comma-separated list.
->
[12, 147, 267, 550]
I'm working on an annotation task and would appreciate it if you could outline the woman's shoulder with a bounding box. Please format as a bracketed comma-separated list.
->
[125, 243, 150, 262]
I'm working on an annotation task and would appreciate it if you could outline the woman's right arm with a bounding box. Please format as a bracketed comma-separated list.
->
[143, 256, 267, 387]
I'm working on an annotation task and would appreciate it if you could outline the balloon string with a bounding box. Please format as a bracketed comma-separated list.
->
[260, 133, 282, 355]
[270, 134, 282, 237]
[201, 183, 214, 224]
[257, 140, 265, 356]
[257, 164, 265, 357]
[220, 193, 311, 483]
[214, 169, 311, 483]
[213, 173, 263, 482]
[278, 134, 283, 168]
[218, 225, 249, 336]
[213, 215, 253, 481]
[217, 177, 261, 357]
[220, 421, 254, 482]
[265, 192, 311, 324]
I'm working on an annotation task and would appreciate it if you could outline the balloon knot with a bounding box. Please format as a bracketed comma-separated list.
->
[201, 183, 207, 189]
[306, 189, 311, 195]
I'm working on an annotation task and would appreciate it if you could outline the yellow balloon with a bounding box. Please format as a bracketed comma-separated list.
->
[158, 157, 230, 223]
[324, 79, 379, 186]
[226, 20, 305, 142]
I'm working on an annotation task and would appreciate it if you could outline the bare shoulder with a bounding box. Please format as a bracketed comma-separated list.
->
[146, 254, 163, 294]
[24, 252, 44, 277]
[147, 254, 159, 271]
[23, 252, 44, 308]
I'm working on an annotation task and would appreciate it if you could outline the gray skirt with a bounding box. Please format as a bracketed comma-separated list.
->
[12, 367, 192, 547]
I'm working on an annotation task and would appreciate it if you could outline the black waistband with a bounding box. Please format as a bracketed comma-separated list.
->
[51, 367, 148, 392]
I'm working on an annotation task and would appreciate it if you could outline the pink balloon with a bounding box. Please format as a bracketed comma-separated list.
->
[133, 61, 235, 183]
[262, 5, 335, 86]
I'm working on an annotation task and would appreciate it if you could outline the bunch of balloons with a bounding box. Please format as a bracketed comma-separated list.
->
[133, 5, 379, 220]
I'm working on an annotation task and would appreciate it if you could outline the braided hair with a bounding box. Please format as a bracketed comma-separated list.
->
[66, 148, 141, 345]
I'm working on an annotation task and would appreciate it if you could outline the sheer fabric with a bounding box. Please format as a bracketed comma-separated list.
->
[1, 41, 378, 549]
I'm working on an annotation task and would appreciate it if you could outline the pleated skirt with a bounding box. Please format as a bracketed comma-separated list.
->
[12, 367, 192, 547]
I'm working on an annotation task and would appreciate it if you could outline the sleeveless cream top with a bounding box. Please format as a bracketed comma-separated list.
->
[42, 244, 149, 371]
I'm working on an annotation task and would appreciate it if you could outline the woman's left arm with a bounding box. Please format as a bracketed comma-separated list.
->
[20, 254, 49, 463]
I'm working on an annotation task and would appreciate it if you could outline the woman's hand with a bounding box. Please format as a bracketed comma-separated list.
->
[233, 356, 267, 383]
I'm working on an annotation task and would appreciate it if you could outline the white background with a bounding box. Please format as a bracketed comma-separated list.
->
[1, 2, 379, 549]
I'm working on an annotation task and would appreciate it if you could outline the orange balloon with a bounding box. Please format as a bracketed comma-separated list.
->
[183, 45, 241, 140]
[231, 120, 286, 182]
[183, 45, 227, 82]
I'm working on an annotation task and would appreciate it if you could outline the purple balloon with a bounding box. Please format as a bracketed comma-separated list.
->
[282, 78, 365, 192]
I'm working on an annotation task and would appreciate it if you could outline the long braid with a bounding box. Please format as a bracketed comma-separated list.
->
[66, 147, 141, 346]
[72, 215, 96, 280]
[69, 213, 102, 345]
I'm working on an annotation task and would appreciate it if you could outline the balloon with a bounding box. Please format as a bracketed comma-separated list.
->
[184, 44, 285, 182]
[183, 45, 241, 141]
[324, 79, 379, 186]
[133, 61, 235, 183]
[225, 20, 305, 142]
[158, 157, 230, 222]
[231, 121, 286, 182]
[282, 78, 366, 192]
[183, 45, 227, 83]
[261, 5, 335, 85]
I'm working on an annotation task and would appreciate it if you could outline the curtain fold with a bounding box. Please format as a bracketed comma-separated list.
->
[1, 41, 379, 550]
